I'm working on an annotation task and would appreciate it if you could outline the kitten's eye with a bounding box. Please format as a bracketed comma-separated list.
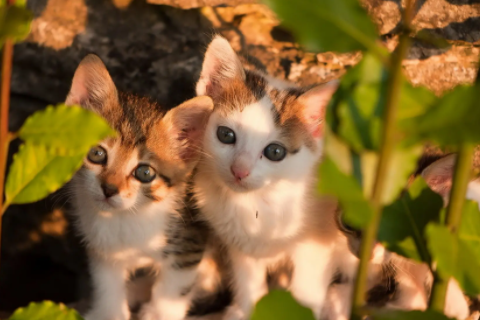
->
[263, 143, 286, 161]
[134, 165, 156, 183]
[87, 146, 107, 165]
[217, 126, 236, 144]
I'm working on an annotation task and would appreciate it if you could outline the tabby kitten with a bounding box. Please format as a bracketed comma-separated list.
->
[66, 54, 213, 320]
[193, 36, 349, 320]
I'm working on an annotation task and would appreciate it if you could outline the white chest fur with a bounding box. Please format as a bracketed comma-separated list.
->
[195, 173, 308, 257]
[73, 196, 172, 268]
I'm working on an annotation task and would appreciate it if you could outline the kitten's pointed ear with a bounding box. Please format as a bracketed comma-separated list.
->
[196, 36, 245, 98]
[66, 54, 118, 109]
[164, 96, 214, 162]
[298, 80, 339, 138]
[422, 154, 456, 200]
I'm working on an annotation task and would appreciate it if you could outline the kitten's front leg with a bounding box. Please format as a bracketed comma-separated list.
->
[84, 257, 130, 320]
[290, 240, 335, 320]
[224, 250, 268, 320]
[141, 262, 199, 320]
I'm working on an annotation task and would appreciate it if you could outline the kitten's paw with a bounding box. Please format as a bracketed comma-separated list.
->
[223, 305, 246, 320]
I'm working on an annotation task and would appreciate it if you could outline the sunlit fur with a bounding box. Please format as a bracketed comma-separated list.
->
[67, 54, 214, 320]
[194, 36, 344, 320]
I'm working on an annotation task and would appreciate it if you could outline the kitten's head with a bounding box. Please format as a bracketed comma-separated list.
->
[67, 54, 213, 212]
[196, 36, 338, 192]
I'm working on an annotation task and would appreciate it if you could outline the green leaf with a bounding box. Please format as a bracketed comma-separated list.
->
[321, 129, 421, 212]
[0, 5, 32, 45]
[1, 0, 27, 7]
[251, 290, 315, 320]
[405, 84, 480, 146]
[360, 146, 422, 204]
[459, 200, 480, 253]
[319, 156, 373, 229]
[19, 104, 116, 151]
[329, 54, 437, 153]
[426, 221, 480, 295]
[263, 0, 380, 53]
[5, 143, 84, 205]
[9, 301, 83, 320]
[370, 309, 454, 320]
[378, 177, 443, 262]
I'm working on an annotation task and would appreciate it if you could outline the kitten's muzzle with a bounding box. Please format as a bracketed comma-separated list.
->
[101, 183, 119, 198]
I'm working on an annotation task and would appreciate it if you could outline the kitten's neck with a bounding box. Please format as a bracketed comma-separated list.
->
[194, 161, 315, 256]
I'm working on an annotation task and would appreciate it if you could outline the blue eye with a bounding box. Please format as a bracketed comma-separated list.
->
[134, 165, 156, 183]
[217, 126, 236, 144]
[263, 143, 286, 162]
[87, 146, 107, 165]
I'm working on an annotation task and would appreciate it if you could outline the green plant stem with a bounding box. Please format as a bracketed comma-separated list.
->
[429, 143, 474, 312]
[351, 1, 415, 316]
[0, 0, 16, 268]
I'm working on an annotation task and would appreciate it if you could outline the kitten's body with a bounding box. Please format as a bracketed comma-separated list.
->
[193, 36, 348, 319]
[67, 55, 214, 320]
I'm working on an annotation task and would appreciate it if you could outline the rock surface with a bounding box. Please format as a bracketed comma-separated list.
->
[3, 0, 480, 314]
[147, 0, 255, 9]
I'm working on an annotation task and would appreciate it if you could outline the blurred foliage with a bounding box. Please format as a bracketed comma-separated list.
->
[8, 302, 83, 320]
[0, 3, 32, 46]
[251, 290, 315, 320]
[264, 0, 480, 318]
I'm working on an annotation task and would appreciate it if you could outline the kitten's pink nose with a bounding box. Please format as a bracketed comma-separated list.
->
[101, 183, 119, 198]
[230, 166, 250, 181]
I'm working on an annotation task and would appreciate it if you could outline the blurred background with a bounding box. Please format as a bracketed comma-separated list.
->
[2, 0, 480, 316]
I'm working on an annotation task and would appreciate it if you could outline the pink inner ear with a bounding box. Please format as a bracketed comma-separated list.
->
[68, 70, 89, 105]
[308, 112, 323, 138]
[427, 174, 453, 199]
[177, 125, 201, 162]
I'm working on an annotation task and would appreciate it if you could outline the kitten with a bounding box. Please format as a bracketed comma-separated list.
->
[193, 36, 348, 320]
[325, 154, 474, 320]
[66, 54, 214, 320]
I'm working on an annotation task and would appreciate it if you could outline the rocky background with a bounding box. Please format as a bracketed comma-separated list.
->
[2, 0, 480, 316]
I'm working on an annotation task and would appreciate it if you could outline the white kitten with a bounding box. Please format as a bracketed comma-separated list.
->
[194, 36, 345, 320]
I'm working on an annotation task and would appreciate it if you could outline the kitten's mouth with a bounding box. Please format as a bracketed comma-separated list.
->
[225, 178, 253, 193]
[92, 196, 124, 210]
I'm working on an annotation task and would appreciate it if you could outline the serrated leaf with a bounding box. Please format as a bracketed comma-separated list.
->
[426, 221, 480, 295]
[251, 290, 315, 320]
[319, 156, 373, 229]
[370, 309, 454, 320]
[19, 104, 116, 152]
[9, 301, 83, 320]
[0, 5, 32, 45]
[5, 143, 84, 205]
[405, 84, 480, 146]
[263, 0, 380, 53]
[378, 177, 443, 262]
